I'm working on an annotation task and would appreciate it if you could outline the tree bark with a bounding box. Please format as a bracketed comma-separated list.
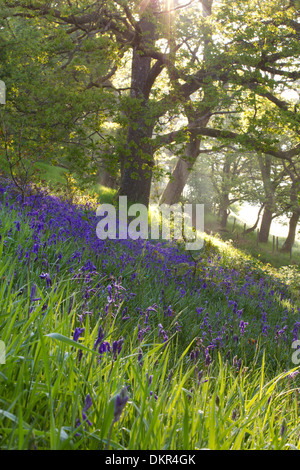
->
[258, 205, 273, 243]
[96, 157, 118, 189]
[258, 155, 275, 243]
[218, 192, 231, 229]
[280, 211, 300, 253]
[280, 183, 300, 253]
[158, 2, 213, 207]
[97, 166, 117, 189]
[119, 117, 154, 206]
[218, 157, 232, 229]
[159, 129, 202, 205]
[242, 203, 264, 235]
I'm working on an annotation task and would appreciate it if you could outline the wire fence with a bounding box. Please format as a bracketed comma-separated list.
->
[230, 217, 295, 260]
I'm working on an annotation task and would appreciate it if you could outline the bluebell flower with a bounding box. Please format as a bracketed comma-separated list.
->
[73, 327, 85, 342]
[113, 387, 128, 423]
[39, 272, 52, 288]
[239, 320, 248, 336]
[112, 337, 124, 359]
[150, 391, 158, 400]
[94, 325, 105, 350]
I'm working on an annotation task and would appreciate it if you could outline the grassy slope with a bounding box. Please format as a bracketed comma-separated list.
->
[35, 162, 68, 185]
[35, 162, 300, 268]
[0, 180, 300, 449]
[204, 211, 300, 269]
[35, 162, 118, 205]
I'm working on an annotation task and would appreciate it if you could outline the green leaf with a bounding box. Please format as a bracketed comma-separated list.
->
[46, 333, 98, 356]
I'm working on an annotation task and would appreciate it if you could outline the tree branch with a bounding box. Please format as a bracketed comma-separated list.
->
[154, 125, 300, 161]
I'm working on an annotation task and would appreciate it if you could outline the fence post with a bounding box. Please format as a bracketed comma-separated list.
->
[276, 237, 279, 253]
[272, 235, 275, 254]
[232, 218, 236, 232]
[256, 229, 259, 247]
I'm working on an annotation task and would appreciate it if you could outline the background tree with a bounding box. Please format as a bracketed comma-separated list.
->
[0, 2, 120, 190]
[279, 160, 300, 252]
[1, 0, 299, 208]
[155, 0, 300, 206]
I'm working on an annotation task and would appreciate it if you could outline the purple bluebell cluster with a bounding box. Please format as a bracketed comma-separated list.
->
[0, 183, 299, 374]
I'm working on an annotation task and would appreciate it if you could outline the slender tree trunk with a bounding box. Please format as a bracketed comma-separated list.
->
[242, 203, 264, 235]
[159, 129, 202, 205]
[258, 155, 275, 243]
[258, 206, 273, 243]
[218, 156, 232, 229]
[280, 183, 300, 253]
[220, 208, 230, 228]
[280, 212, 300, 253]
[158, 2, 212, 206]
[97, 164, 117, 189]
[219, 193, 230, 229]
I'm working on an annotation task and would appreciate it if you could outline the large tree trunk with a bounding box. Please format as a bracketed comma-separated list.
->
[281, 212, 300, 253]
[118, 5, 156, 207]
[258, 206, 273, 243]
[119, 120, 154, 206]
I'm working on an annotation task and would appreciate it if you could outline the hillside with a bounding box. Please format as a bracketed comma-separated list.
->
[0, 183, 300, 449]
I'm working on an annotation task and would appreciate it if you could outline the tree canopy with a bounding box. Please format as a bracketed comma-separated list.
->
[0, 0, 299, 234]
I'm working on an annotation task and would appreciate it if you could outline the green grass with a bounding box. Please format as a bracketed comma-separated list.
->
[204, 211, 300, 269]
[89, 183, 118, 205]
[1, 287, 299, 451]
[0, 265, 299, 451]
[35, 162, 68, 185]
[34, 163, 118, 205]
[0, 189, 300, 450]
